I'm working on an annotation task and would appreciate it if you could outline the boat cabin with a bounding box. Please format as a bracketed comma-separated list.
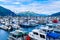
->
[29, 29, 46, 40]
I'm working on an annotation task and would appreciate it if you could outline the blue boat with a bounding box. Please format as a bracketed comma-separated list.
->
[47, 31, 60, 40]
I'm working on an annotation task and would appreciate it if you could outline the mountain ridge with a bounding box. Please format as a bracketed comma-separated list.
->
[17, 11, 48, 17]
[0, 6, 60, 17]
[0, 6, 16, 16]
[51, 12, 60, 16]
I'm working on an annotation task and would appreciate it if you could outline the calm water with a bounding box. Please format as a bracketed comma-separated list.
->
[0, 25, 41, 40]
[0, 29, 9, 40]
[21, 25, 41, 32]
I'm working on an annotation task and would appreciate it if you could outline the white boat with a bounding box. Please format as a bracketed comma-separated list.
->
[29, 29, 46, 40]
[20, 22, 38, 28]
[12, 24, 20, 29]
[8, 30, 28, 40]
[28, 25, 56, 40]
[40, 26, 53, 32]
[0, 25, 13, 31]
[40, 24, 60, 40]
[46, 23, 60, 33]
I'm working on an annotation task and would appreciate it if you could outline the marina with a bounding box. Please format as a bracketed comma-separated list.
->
[0, 0, 60, 40]
[0, 16, 60, 40]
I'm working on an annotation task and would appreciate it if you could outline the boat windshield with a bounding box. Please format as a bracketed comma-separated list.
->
[33, 32, 38, 35]
[40, 34, 45, 39]
[12, 34, 21, 38]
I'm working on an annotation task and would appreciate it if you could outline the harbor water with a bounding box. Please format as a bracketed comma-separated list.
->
[0, 24, 60, 40]
[0, 29, 9, 40]
[0, 25, 41, 40]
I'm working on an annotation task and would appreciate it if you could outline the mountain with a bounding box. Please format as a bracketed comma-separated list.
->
[17, 11, 48, 17]
[0, 6, 16, 16]
[51, 12, 60, 16]
[0, 6, 48, 17]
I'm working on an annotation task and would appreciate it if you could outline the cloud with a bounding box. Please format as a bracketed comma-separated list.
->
[0, 0, 6, 2]
[16, 0, 33, 2]
[12, 2, 21, 4]
[0, 0, 10, 2]
[0, 0, 60, 15]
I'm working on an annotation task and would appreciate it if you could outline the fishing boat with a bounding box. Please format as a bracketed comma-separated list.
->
[40, 26, 53, 33]
[47, 31, 60, 40]
[8, 30, 28, 40]
[0, 25, 13, 31]
[54, 24, 60, 33]
[29, 29, 46, 40]
[19, 18, 39, 28]
[46, 23, 60, 33]
[19, 22, 38, 28]
[29, 25, 60, 40]
[12, 24, 20, 30]
[40, 25, 60, 40]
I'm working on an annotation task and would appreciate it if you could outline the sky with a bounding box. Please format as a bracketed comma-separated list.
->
[0, 0, 60, 15]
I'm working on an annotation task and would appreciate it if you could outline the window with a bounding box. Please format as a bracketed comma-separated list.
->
[12, 34, 21, 38]
[43, 29, 46, 32]
[12, 35, 16, 38]
[33, 32, 38, 35]
[40, 34, 45, 39]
